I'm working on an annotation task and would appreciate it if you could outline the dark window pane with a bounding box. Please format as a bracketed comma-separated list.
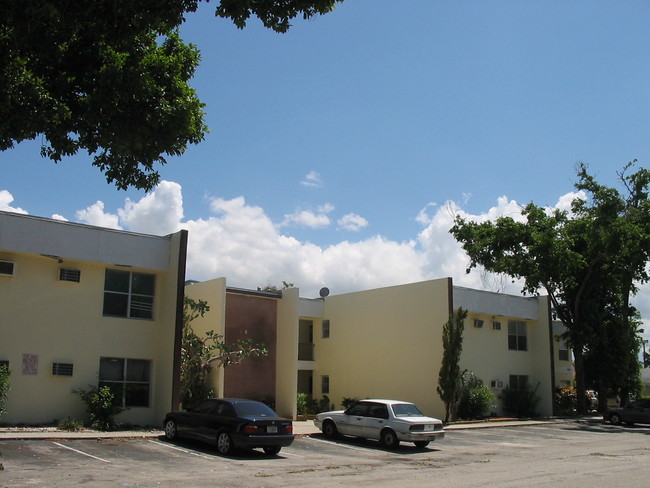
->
[104, 270, 130, 293]
[126, 359, 151, 382]
[130, 295, 154, 319]
[125, 384, 150, 407]
[99, 358, 124, 381]
[103, 292, 128, 316]
[131, 273, 155, 295]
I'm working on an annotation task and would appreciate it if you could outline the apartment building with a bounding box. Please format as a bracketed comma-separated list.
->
[0, 211, 187, 426]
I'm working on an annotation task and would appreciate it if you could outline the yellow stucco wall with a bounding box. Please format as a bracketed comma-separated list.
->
[0, 222, 184, 426]
[314, 279, 452, 418]
[184, 278, 227, 399]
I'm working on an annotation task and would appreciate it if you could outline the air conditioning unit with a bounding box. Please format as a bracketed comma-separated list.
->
[490, 380, 504, 389]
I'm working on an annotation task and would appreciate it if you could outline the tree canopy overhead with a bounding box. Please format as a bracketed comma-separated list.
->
[0, 0, 343, 190]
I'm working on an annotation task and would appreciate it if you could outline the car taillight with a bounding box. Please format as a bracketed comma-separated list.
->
[284, 424, 293, 434]
[409, 424, 424, 432]
[243, 424, 261, 434]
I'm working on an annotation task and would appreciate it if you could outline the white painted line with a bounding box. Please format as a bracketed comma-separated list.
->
[308, 436, 376, 453]
[52, 442, 111, 463]
[148, 439, 221, 460]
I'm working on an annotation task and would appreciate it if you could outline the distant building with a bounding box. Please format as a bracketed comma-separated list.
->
[187, 277, 573, 419]
[0, 211, 187, 425]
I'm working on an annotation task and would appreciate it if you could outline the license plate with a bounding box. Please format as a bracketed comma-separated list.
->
[267, 426, 278, 433]
[425, 424, 435, 431]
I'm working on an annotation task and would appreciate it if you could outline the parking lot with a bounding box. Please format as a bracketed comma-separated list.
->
[2, 420, 650, 487]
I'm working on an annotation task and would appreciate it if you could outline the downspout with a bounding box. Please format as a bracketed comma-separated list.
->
[171, 230, 189, 411]
[545, 296, 557, 416]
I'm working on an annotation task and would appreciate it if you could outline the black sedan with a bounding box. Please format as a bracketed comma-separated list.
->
[604, 398, 650, 426]
[163, 398, 294, 455]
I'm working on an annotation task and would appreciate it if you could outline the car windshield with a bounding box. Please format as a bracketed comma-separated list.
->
[391, 403, 424, 418]
[233, 402, 278, 418]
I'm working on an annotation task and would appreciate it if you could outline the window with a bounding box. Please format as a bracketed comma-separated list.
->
[103, 269, 155, 319]
[322, 320, 330, 338]
[59, 268, 81, 283]
[509, 375, 529, 390]
[0, 260, 14, 276]
[367, 403, 389, 419]
[321, 375, 330, 395]
[473, 319, 484, 328]
[508, 320, 528, 351]
[558, 339, 569, 361]
[99, 357, 151, 407]
[52, 362, 74, 376]
[492, 321, 502, 330]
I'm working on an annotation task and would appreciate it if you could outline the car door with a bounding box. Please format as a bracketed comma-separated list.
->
[361, 403, 389, 440]
[342, 402, 370, 437]
[627, 399, 650, 423]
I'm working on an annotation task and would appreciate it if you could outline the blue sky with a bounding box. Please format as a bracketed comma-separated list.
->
[1, 0, 649, 332]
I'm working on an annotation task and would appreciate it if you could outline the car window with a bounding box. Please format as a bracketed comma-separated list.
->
[367, 403, 389, 419]
[193, 401, 217, 414]
[346, 402, 370, 416]
[233, 401, 277, 418]
[391, 403, 424, 418]
[215, 402, 237, 417]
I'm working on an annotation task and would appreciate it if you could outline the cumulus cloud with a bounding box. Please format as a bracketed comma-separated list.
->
[0, 190, 28, 214]
[118, 181, 184, 235]
[75, 201, 121, 229]
[301, 171, 324, 188]
[280, 204, 333, 229]
[337, 213, 368, 232]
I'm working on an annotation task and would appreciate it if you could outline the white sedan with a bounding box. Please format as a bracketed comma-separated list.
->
[314, 399, 445, 448]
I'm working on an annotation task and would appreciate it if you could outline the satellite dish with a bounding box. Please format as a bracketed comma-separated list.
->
[319, 287, 330, 298]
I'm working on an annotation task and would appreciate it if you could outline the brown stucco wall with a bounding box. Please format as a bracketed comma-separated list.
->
[223, 292, 278, 405]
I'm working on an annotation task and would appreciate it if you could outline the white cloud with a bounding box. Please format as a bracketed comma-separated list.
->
[301, 171, 324, 188]
[75, 201, 121, 229]
[118, 181, 184, 235]
[280, 205, 333, 229]
[0, 190, 28, 214]
[51, 214, 68, 221]
[337, 213, 368, 232]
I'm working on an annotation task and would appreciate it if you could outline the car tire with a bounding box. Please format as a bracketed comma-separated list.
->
[380, 429, 400, 449]
[164, 419, 177, 441]
[624, 421, 635, 426]
[216, 431, 235, 455]
[263, 446, 281, 455]
[323, 420, 339, 439]
[609, 413, 622, 425]
[414, 441, 429, 448]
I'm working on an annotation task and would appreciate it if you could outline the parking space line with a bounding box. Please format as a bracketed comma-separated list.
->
[148, 439, 223, 460]
[52, 442, 111, 463]
[308, 436, 378, 453]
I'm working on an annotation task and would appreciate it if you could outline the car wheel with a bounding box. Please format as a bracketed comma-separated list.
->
[322, 420, 339, 439]
[263, 446, 281, 455]
[609, 413, 622, 425]
[216, 431, 234, 455]
[624, 421, 635, 426]
[414, 441, 429, 448]
[164, 419, 177, 440]
[380, 429, 400, 449]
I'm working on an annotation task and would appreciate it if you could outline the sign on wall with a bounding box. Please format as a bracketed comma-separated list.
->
[22, 354, 38, 375]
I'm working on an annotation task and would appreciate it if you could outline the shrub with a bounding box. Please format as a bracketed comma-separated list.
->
[341, 397, 359, 409]
[58, 416, 83, 432]
[457, 372, 494, 420]
[297, 393, 309, 415]
[499, 381, 541, 418]
[554, 386, 577, 415]
[75, 385, 124, 431]
[0, 365, 9, 419]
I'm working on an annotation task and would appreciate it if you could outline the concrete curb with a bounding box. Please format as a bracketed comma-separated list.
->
[0, 417, 597, 440]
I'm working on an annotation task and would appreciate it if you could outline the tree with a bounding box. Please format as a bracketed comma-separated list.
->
[437, 308, 467, 423]
[450, 162, 650, 412]
[181, 297, 268, 409]
[1, 0, 343, 190]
